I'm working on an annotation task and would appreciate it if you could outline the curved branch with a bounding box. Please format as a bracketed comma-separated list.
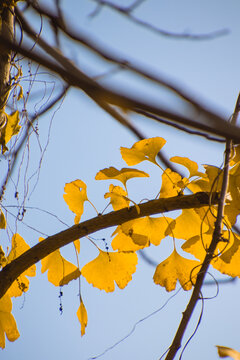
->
[1, 34, 240, 144]
[0, 191, 218, 299]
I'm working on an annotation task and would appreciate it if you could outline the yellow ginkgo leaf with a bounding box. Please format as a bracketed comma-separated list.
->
[63, 179, 88, 224]
[77, 297, 88, 336]
[81, 249, 138, 292]
[211, 232, 240, 278]
[120, 137, 166, 166]
[182, 234, 210, 261]
[6, 234, 36, 297]
[95, 167, 149, 188]
[230, 144, 240, 166]
[153, 249, 199, 291]
[40, 238, 81, 286]
[0, 111, 21, 154]
[0, 246, 6, 268]
[159, 168, 182, 198]
[121, 216, 172, 246]
[170, 156, 205, 178]
[104, 184, 130, 211]
[216, 345, 240, 360]
[205, 164, 223, 192]
[74, 240, 80, 254]
[187, 178, 210, 193]
[171, 209, 209, 241]
[0, 210, 6, 229]
[226, 163, 240, 225]
[0, 294, 20, 349]
[111, 226, 148, 251]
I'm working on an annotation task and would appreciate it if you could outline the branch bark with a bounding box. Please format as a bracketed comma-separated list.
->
[0, 4, 14, 127]
[0, 191, 218, 299]
[164, 93, 240, 360]
[1, 32, 240, 144]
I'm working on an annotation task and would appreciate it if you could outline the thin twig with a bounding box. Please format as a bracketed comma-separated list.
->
[0, 85, 69, 199]
[90, 0, 229, 40]
[25, 1, 229, 131]
[136, 110, 225, 143]
[164, 93, 240, 360]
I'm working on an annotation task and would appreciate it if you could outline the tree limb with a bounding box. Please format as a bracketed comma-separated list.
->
[0, 191, 218, 299]
[164, 93, 240, 360]
[1, 33, 240, 144]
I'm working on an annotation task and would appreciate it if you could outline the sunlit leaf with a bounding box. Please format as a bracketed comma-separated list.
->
[182, 234, 211, 261]
[226, 163, 240, 225]
[0, 111, 21, 154]
[95, 167, 149, 188]
[0, 246, 6, 268]
[159, 168, 182, 198]
[230, 144, 240, 166]
[111, 226, 147, 251]
[77, 297, 88, 336]
[74, 240, 80, 254]
[81, 249, 138, 292]
[0, 294, 20, 348]
[120, 137, 166, 166]
[170, 209, 209, 241]
[211, 232, 240, 277]
[121, 216, 173, 246]
[0, 210, 6, 229]
[63, 179, 88, 224]
[216, 345, 240, 360]
[187, 164, 222, 193]
[104, 184, 129, 210]
[182, 230, 239, 265]
[6, 234, 36, 297]
[205, 164, 223, 191]
[170, 156, 205, 178]
[153, 249, 199, 291]
[187, 178, 210, 193]
[40, 238, 81, 286]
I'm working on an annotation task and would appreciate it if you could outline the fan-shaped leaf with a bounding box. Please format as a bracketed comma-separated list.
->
[120, 137, 166, 166]
[63, 180, 88, 224]
[95, 167, 149, 188]
[153, 249, 199, 291]
[81, 250, 138, 292]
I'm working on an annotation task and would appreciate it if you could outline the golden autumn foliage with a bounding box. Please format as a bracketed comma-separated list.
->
[2, 136, 240, 347]
[77, 297, 88, 336]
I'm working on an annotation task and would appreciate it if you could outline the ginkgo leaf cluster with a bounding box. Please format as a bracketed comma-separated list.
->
[2, 136, 240, 346]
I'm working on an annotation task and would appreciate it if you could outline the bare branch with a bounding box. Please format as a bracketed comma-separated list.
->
[1, 33, 239, 145]
[164, 93, 240, 360]
[136, 110, 225, 143]
[23, 2, 229, 128]
[0, 191, 219, 299]
[89, 0, 229, 40]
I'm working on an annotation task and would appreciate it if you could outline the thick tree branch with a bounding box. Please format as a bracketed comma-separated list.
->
[0, 191, 218, 299]
[1, 34, 240, 144]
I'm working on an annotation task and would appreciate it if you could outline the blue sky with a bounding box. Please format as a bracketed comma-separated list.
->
[1, 1, 240, 359]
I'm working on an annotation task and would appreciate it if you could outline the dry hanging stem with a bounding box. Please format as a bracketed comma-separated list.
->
[164, 92, 240, 360]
